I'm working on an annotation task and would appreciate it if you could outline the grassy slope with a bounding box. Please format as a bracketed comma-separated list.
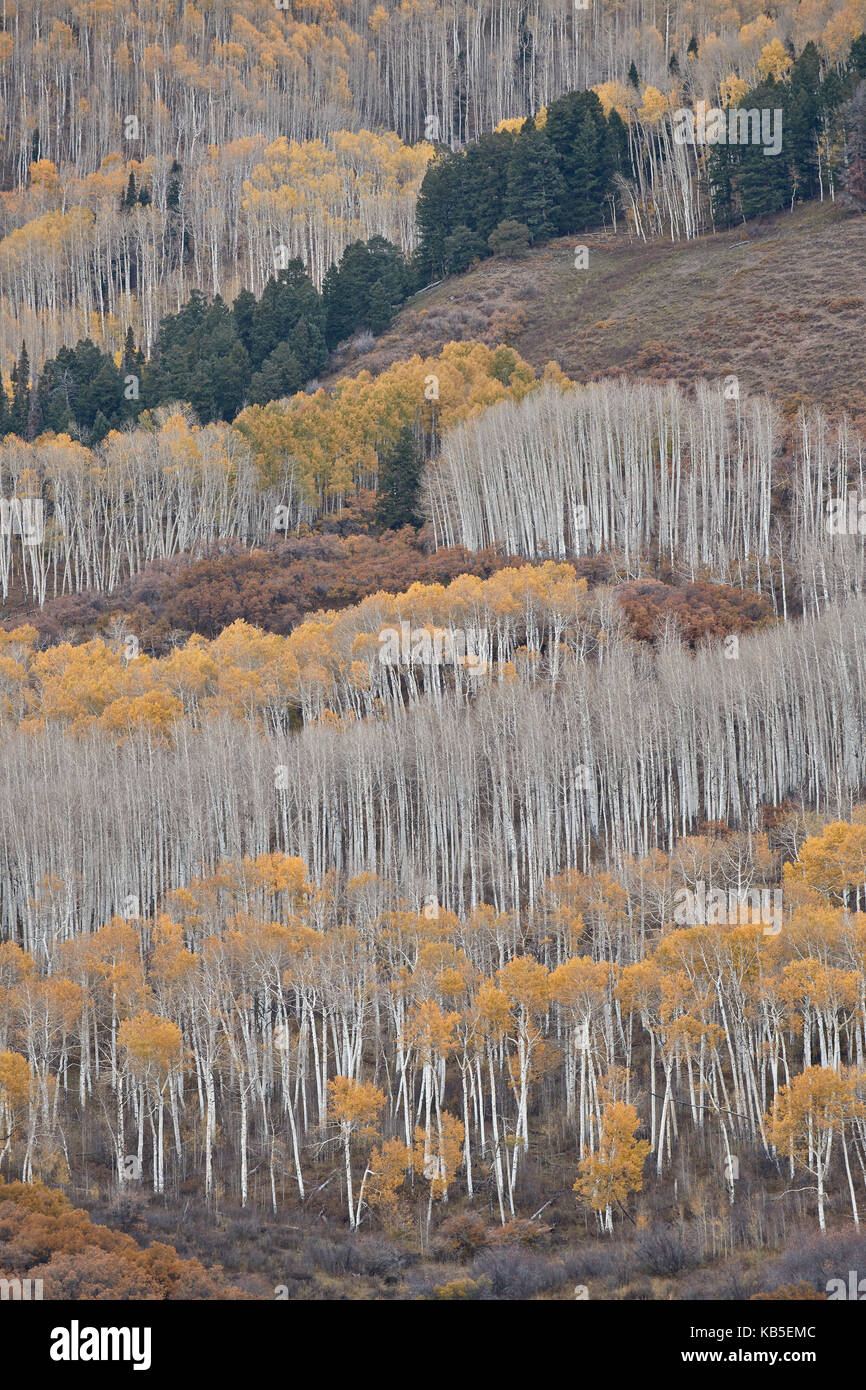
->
[325, 201, 866, 428]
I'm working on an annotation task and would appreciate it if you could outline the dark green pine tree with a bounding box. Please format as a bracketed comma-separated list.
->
[201, 307, 250, 419]
[628, 61, 640, 90]
[851, 34, 866, 80]
[669, 53, 680, 77]
[785, 42, 822, 199]
[143, 293, 251, 421]
[606, 109, 631, 178]
[9, 343, 31, 438]
[185, 361, 217, 423]
[708, 141, 738, 227]
[87, 355, 125, 436]
[365, 278, 394, 334]
[292, 315, 328, 382]
[414, 150, 469, 280]
[31, 339, 125, 439]
[460, 131, 512, 243]
[733, 80, 793, 219]
[544, 90, 615, 233]
[248, 342, 303, 405]
[90, 410, 112, 444]
[122, 173, 137, 211]
[321, 254, 355, 348]
[442, 224, 487, 273]
[375, 424, 424, 530]
[567, 106, 614, 230]
[323, 240, 387, 347]
[30, 360, 69, 438]
[231, 289, 257, 357]
[366, 236, 414, 314]
[504, 121, 566, 242]
[820, 68, 844, 115]
[142, 291, 208, 408]
[206, 337, 251, 419]
[122, 326, 144, 374]
[487, 219, 530, 257]
[250, 261, 325, 371]
[119, 327, 144, 423]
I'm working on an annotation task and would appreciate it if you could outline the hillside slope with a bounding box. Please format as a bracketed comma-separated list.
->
[325, 202, 866, 427]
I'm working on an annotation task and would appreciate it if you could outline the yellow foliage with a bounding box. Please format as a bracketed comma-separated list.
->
[574, 1101, 650, 1214]
[328, 1075, 385, 1130]
[0, 1050, 32, 1109]
[638, 85, 670, 125]
[758, 38, 793, 81]
[118, 1011, 183, 1078]
[593, 81, 634, 120]
[720, 73, 750, 107]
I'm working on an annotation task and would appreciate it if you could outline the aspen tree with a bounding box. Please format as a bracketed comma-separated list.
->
[767, 1067, 859, 1229]
[117, 1011, 183, 1194]
[328, 1075, 386, 1229]
[573, 1100, 650, 1233]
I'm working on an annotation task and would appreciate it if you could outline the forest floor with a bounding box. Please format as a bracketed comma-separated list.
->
[77, 1171, 854, 1302]
[325, 201, 866, 429]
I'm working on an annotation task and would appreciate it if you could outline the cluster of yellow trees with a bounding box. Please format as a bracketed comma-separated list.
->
[9, 532, 747, 740]
[0, 619, 297, 739]
[0, 131, 433, 370]
[0, 343, 545, 602]
[2, 819, 866, 1234]
[239, 132, 431, 290]
[234, 342, 548, 501]
[0, 559, 593, 735]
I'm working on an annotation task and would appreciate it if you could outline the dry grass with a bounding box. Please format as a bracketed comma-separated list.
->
[323, 203, 866, 429]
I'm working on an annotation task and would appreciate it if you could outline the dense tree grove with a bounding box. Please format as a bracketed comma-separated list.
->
[0, 11, 863, 376]
[4, 0, 866, 1308]
[429, 377, 866, 618]
[707, 39, 864, 222]
[0, 576, 864, 924]
[0, 131, 432, 375]
[394, 33, 865, 276]
[5, 0, 858, 186]
[322, 237, 416, 350]
[0, 343, 540, 603]
[3, 819, 866, 1239]
[415, 94, 628, 277]
[3, 241, 414, 445]
[6, 365, 866, 615]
